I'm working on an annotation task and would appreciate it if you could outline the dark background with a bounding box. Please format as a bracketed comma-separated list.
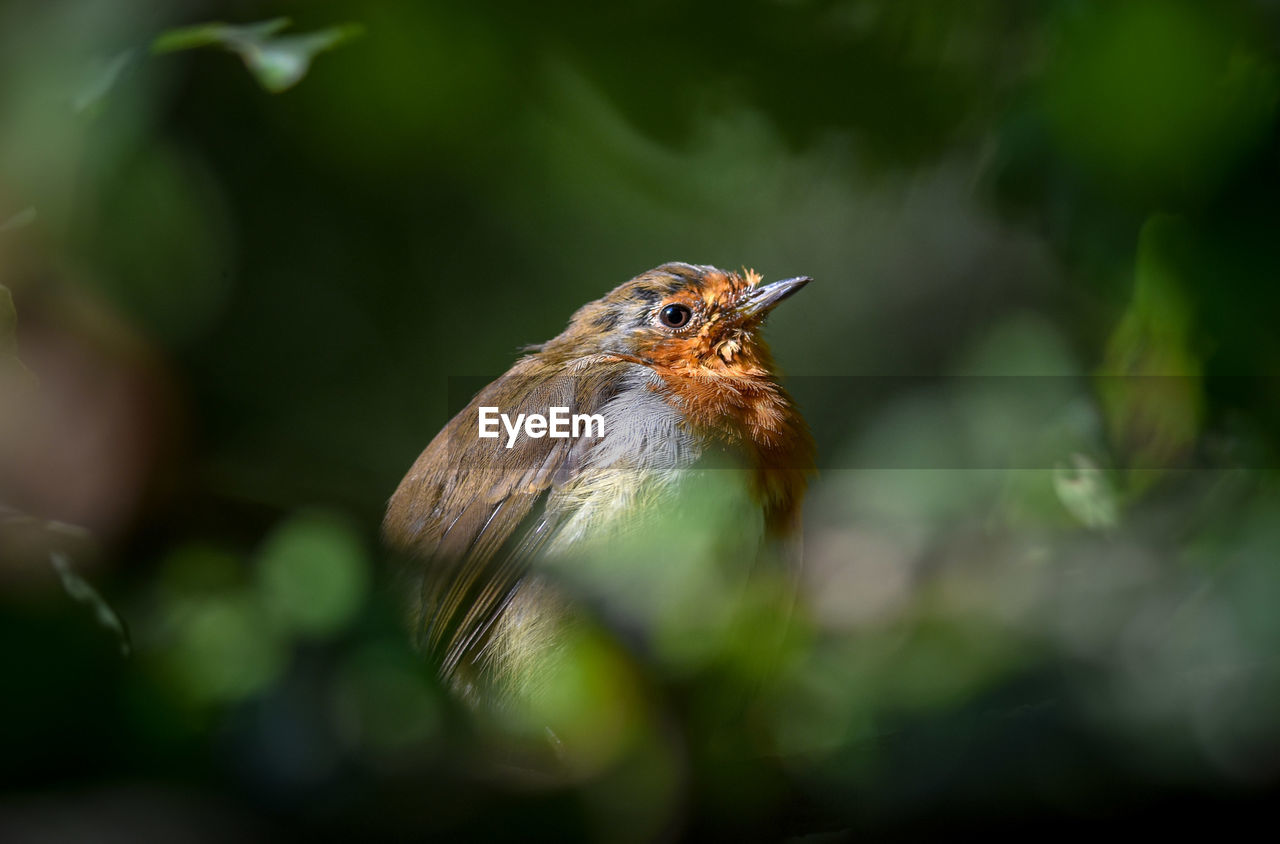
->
[2, 0, 1279, 839]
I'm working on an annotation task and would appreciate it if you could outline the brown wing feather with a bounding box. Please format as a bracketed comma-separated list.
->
[383, 358, 625, 680]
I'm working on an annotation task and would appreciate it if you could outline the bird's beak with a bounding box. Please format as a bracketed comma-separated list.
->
[736, 276, 811, 321]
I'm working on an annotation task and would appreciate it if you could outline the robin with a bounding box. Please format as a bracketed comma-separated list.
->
[384, 262, 814, 707]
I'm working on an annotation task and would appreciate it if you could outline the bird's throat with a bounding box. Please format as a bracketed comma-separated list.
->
[651, 369, 813, 534]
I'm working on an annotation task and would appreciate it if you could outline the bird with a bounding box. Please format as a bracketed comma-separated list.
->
[384, 262, 814, 708]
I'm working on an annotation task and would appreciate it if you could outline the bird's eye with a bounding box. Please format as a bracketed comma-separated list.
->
[659, 304, 692, 328]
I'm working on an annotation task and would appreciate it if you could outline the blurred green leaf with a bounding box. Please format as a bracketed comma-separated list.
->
[1098, 215, 1204, 478]
[163, 591, 288, 704]
[239, 28, 364, 94]
[495, 622, 652, 778]
[149, 543, 287, 706]
[1053, 453, 1120, 530]
[255, 510, 370, 636]
[152, 17, 362, 93]
[152, 18, 291, 54]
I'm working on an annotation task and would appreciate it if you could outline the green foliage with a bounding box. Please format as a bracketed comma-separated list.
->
[3, 0, 1280, 837]
[145, 512, 370, 708]
[1099, 215, 1205, 483]
[255, 510, 369, 637]
[153, 17, 363, 93]
[1043, 0, 1278, 197]
[1052, 454, 1119, 530]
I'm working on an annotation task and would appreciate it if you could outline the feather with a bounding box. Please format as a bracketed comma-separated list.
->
[384, 358, 636, 683]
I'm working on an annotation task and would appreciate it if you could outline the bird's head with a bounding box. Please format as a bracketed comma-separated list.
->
[542, 263, 810, 375]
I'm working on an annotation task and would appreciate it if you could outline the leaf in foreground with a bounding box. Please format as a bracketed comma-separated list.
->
[153, 17, 362, 93]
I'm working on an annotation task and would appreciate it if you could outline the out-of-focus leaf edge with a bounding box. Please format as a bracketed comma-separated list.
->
[151, 17, 292, 54]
